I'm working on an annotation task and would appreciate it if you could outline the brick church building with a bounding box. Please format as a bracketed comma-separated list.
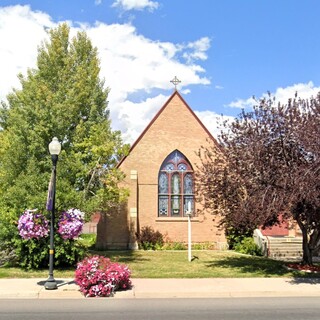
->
[96, 88, 227, 250]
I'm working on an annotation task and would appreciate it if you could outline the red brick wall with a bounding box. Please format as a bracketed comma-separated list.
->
[99, 92, 227, 249]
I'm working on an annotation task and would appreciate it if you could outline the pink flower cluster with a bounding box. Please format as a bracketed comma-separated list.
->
[57, 208, 84, 240]
[18, 210, 49, 239]
[74, 255, 132, 297]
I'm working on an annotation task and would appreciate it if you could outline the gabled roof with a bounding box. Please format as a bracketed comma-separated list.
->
[117, 90, 219, 167]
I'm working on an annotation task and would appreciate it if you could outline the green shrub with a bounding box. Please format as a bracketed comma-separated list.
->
[225, 227, 253, 250]
[0, 247, 17, 267]
[0, 207, 87, 270]
[234, 237, 262, 256]
[14, 233, 87, 270]
[161, 242, 216, 251]
[161, 242, 187, 250]
[136, 226, 164, 250]
[0, 208, 19, 267]
[53, 235, 87, 268]
[192, 242, 216, 250]
[78, 233, 96, 248]
[226, 227, 262, 256]
[14, 237, 49, 269]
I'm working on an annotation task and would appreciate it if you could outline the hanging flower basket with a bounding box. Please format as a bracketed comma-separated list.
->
[57, 208, 85, 240]
[18, 209, 49, 240]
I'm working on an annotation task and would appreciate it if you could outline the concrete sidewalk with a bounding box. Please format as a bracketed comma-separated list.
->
[1, 278, 320, 299]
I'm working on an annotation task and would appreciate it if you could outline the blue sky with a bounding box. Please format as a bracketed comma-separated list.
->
[1, 0, 320, 143]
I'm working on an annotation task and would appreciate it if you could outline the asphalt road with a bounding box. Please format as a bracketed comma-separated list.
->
[1, 297, 320, 320]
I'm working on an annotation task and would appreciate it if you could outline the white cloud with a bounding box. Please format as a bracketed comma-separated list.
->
[272, 81, 320, 105]
[196, 81, 320, 142]
[0, 5, 210, 144]
[182, 37, 210, 64]
[228, 96, 256, 109]
[181, 89, 191, 94]
[228, 81, 320, 110]
[111, 0, 159, 12]
[0, 5, 55, 101]
[115, 94, 168, 143]
[195, 110, 234, 140]
[95, 0, 102, 5]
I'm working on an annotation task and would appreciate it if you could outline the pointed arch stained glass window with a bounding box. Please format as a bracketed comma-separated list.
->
[158, 150, 194, 217]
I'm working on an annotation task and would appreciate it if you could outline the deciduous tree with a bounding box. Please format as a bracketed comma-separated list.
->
[197, 93, 320, 265]
[0, 23, 128, 268]
[0, 23, 128, 213]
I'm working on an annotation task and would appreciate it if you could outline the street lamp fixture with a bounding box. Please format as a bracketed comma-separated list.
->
[44, 137, 61, 290]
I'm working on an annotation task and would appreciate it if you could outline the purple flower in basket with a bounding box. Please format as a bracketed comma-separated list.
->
[57, 208, 85, 240]
[18, 209, 49, 239]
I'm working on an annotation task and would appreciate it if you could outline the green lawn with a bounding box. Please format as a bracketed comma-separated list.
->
[0, 250, 318, 279]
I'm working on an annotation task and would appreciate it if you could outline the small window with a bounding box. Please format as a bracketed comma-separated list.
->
[158, 150, 194, 217]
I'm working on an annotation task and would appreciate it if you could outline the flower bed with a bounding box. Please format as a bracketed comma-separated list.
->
[285, 263, 320, 273]
[74, 255, 132, 297]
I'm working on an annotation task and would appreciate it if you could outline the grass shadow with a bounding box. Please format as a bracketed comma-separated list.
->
[89, 250, 151, 263]
[205, 254, 320, 278]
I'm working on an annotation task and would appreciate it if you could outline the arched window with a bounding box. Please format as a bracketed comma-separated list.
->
[158, 150, 194, 217]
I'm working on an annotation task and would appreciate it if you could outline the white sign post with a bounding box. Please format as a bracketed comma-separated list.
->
[186, 201, 192, 262]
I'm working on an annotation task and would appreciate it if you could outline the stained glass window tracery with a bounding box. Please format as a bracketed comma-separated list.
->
[158, 150, 194, 217]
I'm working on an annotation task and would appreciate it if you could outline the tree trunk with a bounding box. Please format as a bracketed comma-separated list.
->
[301, 228, 313, 265]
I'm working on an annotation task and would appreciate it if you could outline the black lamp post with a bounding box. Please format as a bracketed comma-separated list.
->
[44, 137, 61, 290]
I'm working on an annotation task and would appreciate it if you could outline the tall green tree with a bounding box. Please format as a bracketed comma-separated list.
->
[0, 24, 128, 268]
[197, 93, 320, 265]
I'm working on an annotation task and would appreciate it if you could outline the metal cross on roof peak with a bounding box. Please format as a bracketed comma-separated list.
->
[170, 76, 181, 90]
